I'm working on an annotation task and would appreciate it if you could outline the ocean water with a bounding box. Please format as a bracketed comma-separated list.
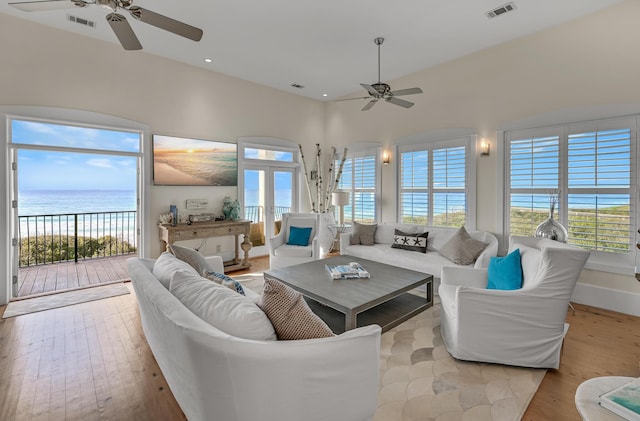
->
[18, 190, 137, 242]
[19, 190, 136, 216]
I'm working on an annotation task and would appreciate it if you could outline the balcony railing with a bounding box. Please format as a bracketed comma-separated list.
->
[244, 205, 291, 223]
[19, 211, 138, 267]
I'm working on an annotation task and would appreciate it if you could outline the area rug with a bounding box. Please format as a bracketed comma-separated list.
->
[238, 274, 546, 421]
[2, 282, 131, 318]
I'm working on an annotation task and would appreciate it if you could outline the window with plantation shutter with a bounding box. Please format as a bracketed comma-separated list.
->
[567, 128, 631, 253]
[336, 149, 379, 223]
[504, 116, 636, 266]
[399, 139, 470, 227]
[508, 135, 560, 236]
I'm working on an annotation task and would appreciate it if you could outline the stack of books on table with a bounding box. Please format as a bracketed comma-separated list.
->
[599, 378, 640, 421]
[325, 262, 370, 280]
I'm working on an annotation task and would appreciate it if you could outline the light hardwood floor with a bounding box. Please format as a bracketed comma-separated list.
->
[0, 255, 638, 420]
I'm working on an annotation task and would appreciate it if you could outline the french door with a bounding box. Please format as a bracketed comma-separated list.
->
[243, 167, 296, 256]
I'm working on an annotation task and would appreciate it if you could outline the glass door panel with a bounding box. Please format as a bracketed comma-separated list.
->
[273, 170, 294, 231]
[244, 169, 266, 248]
[244, 167, 295, 256]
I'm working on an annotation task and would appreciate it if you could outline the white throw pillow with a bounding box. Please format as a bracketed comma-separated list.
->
[517, 244, 542, 289]
[152, 252, 198, 289]
[169, 271, 277, 341]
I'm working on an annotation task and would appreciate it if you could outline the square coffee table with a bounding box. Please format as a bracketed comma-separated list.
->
[264, 255, 433, 334]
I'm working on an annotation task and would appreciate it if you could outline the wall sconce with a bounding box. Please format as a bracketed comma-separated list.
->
[382, 150, 391, 165]
[480, 141, 490, 156]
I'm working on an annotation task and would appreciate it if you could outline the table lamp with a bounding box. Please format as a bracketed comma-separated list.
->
[331, 191, 350, 227]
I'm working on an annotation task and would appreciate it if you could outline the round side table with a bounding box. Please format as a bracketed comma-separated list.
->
[575, 376, 637, 420]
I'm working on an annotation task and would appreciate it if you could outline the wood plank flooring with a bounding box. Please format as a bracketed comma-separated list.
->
[0, 255, 638, 420]
[17, 255, 132, 299]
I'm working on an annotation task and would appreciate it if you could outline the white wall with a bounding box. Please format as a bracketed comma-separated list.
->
[0, 13, 324, 304]
[324, 0, 640, 314]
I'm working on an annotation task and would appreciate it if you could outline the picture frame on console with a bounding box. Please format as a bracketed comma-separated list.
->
[152, 134, 238, 186]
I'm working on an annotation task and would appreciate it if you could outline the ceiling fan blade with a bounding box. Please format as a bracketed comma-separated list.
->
[335, 96, 370, 102]
[129, 7, 203, 42]
[106, 13, 142, 51]
[362, 100, 378, 111]
[386, 96, 414, 108]
[9, 0, 74, 12]
[389, 87, 423, 97]
[360, 84, 378, 97]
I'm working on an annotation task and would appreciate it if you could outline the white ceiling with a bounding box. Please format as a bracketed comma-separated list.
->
[1, 0, 623, 101]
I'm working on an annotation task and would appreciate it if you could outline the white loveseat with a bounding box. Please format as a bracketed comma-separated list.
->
[127, 255, 381, 421]
[340, 223, 498, 283]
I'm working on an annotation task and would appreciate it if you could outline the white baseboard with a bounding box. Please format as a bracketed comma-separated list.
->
[571, 283, 640, 317]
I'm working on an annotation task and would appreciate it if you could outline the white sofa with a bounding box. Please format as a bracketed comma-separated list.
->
[438, 236, 589, 369]
[127, 255, 381, 421]
[340, 223, 498, 282]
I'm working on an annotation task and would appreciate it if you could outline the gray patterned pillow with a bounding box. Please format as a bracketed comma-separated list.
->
[349, 221, 377, 246]
[259, 278, 334, 340]
[391, 229, 428, 253]
[439, 226, 488, 265]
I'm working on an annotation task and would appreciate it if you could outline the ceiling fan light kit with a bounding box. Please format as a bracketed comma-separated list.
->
[337, 36, 423, 111]
[9, 0, 204, 51]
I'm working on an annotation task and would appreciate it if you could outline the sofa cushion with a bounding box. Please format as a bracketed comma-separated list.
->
[168, 244, 212, 275]
[350, 221, 377, 245]
[439, 226, 488, 265]
[391, 229, 428, 253]
[152, 251, 198, 289]
[287, 226, 312, 246]
[169, 271, 277, 341]
[202, 270, 245, 295]
[487, 248, 523, 290]
[259, 278, 334, 340]
[274, 244, 313, 257]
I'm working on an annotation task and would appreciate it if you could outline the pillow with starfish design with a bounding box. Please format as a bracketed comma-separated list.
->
[391, 229, 428, 253]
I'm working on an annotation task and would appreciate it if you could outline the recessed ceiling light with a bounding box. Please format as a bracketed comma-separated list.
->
[322, 94, 328, 97]
[204, 58, 212, 63]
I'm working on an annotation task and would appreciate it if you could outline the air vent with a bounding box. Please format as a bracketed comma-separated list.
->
[67, 14, 95, 28]
[290, 83, 304, 89]
[486, 2, 516, 19]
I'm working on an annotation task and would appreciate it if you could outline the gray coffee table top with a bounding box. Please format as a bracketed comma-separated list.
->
[264, 255, 433, 332]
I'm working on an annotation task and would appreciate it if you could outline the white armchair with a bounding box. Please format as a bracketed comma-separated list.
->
[439, 235, 590, 369]
[269, 213, 321, 269]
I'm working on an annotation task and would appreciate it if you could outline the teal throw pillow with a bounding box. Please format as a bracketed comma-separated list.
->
[287, 226, 312, 246]
[487, 248, 523, 290]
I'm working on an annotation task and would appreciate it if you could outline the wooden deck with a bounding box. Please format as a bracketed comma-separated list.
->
[16, 254, 133, 299]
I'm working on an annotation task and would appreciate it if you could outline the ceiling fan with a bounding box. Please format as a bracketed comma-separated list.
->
[338, 37, 423, 111]
[8, 0, 204, 51]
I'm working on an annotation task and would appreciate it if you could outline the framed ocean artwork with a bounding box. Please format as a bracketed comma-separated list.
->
[152, 135, 238, 186]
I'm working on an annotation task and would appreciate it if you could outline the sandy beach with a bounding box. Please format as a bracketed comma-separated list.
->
[154, 162, 209, 185]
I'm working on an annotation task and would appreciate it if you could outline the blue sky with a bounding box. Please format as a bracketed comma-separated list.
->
[13, 120, 139, 191]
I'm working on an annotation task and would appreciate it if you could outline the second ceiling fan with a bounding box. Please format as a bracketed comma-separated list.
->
[338, 37, 423, 111]
[8, 0, 203, 51]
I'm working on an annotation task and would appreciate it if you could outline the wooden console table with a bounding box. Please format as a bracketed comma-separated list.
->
[159, 220, 252, 272]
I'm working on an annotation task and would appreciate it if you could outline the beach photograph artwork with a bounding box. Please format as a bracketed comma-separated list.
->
[153, 135, 237, 186]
